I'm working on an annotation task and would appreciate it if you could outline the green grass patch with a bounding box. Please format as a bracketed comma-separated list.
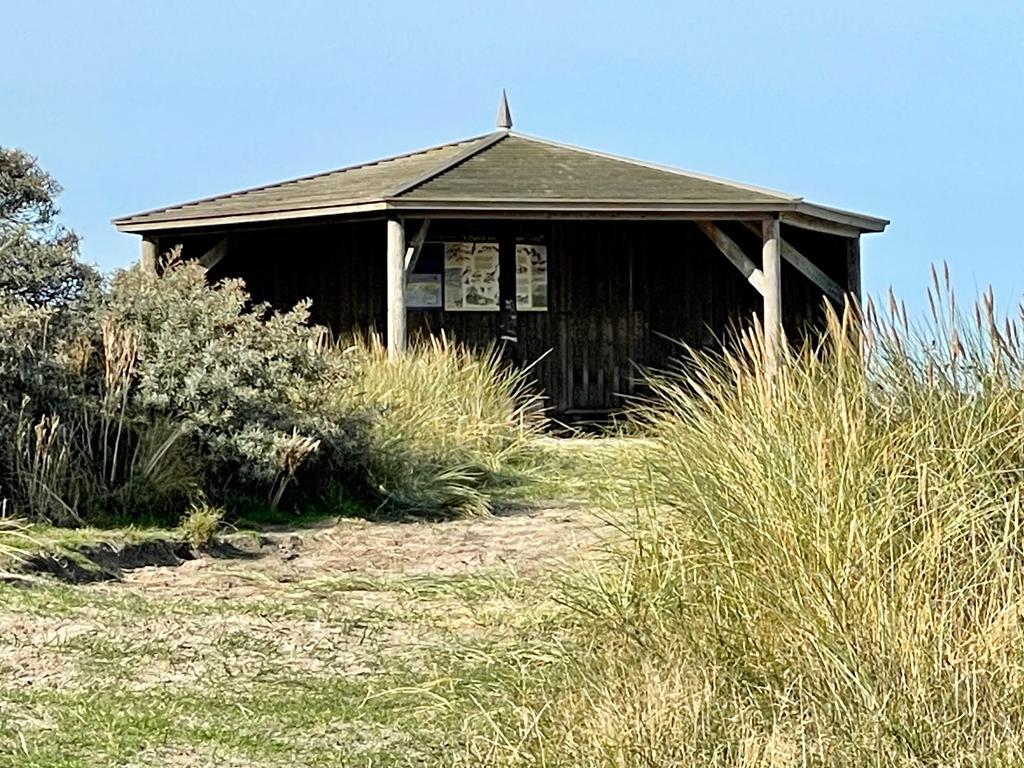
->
[0, 551, 570, 767]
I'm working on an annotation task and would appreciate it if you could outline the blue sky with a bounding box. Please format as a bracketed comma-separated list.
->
[3, 1, 1022, 317]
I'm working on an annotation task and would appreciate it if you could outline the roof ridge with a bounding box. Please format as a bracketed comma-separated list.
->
[112, 132, 495, 223]
[507, 132, 802, 202]
[388, 131, 508, 199]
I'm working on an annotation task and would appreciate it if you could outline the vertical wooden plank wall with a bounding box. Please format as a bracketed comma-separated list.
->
[204, 220, 389, 336]
[174, 217, 850, 414]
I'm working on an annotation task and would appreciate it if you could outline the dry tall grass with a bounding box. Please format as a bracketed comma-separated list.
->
[6, 314, 197, 524]
[332, 334, 547, 516]
[476, 271, 1024, 766]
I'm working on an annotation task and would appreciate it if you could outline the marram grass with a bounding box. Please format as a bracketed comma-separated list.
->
[333, 334, 547, 517]
[467, 272, 1024, 767]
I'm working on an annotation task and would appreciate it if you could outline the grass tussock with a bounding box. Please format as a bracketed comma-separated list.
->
[179, 500, 223, 548]
[336, 334, 547, 517]
[473, 271, 1024, 766]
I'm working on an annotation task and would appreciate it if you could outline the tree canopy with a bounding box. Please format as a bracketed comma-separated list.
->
[0, 147, 99, 311]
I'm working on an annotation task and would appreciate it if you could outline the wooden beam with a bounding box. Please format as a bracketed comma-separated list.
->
[198, 237, 229, 271]
[404, 217, 432, 271]
[396, 201, 793, 216]
[762, 217, 783, 374]
[396, 209, 771, 222]
[141, 237, 158, 276]
[386, 218, 407, 359]
[741, 222, 845, 304]
[695, 221, 765, 295]
[846, 236, 862, 305]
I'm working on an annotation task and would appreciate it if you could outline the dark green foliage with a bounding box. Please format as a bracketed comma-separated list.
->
[0, 147, 100, 315]
[0, 147, 63, 229]
[0, 147, 97, 414]
[0, 229, 99, 312]
[0, 148, 104, 519]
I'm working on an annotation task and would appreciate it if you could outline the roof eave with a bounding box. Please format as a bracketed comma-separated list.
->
[114, 198, 888, 235]
[389, 198, 888, 232]
[790, 201, 889, 234]
[387, 199, 794, 214]
[113, 200, 390, 233]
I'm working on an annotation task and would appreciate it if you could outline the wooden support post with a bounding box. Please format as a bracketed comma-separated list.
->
[740, 221, 845, 305]
[141, 237, 158, 276]
[762, 216, 783, 373]
[386, 217, 407, 359]
[498, 229, 518, 364]
[845, 235, 862, 306]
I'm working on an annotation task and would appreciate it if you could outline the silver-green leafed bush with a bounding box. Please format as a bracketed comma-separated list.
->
[105, 252, 340, 500]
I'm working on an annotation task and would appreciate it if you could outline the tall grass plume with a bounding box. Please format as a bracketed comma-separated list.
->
[477, 271, 1024, 766]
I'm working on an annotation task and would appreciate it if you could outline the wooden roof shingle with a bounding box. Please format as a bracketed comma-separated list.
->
[399, 134, 795, 203]
[115, 134, 492, 226]
[114, 131, 887, 232]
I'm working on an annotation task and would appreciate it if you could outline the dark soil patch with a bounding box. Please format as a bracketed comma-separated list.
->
[203, 533, 275, 560]
[15, 532, 285, 584]
[18, 539, 198, 584]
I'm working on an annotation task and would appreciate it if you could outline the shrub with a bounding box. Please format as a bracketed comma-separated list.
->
[1, 149, 547, 524]
[327, 335, 546, 517]
[0, 300, 81, 522]
[105, 252, 341, 503]
[0, 301, 68, 427]
[479, 275, 1024, 766]
[2, 244, 331, 522]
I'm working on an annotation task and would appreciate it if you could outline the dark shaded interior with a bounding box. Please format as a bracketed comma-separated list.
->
[162, 217, 852, 415]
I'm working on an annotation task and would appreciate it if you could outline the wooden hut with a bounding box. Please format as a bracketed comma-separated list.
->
[114, 95, 888, 416]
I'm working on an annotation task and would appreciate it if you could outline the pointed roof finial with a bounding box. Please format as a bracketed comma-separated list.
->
[496, 89, 513, 131]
